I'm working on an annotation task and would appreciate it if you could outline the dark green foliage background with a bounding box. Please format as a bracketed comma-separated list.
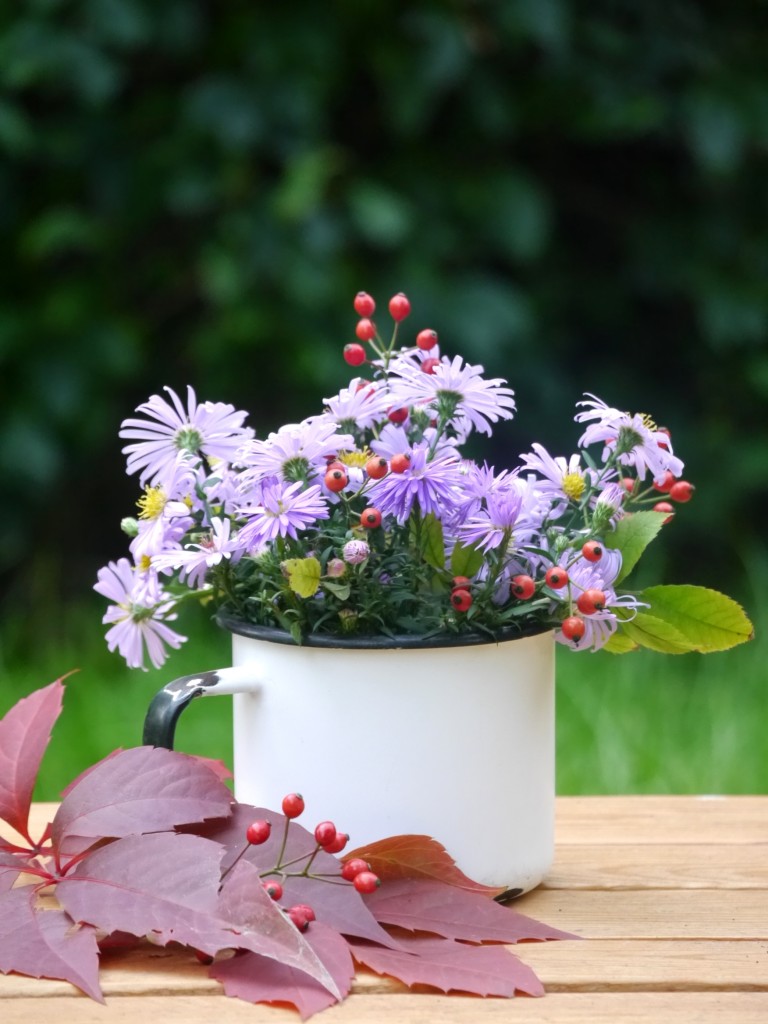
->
[2, 0, 766, 632]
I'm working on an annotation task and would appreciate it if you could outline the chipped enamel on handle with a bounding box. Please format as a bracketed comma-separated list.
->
[142, 665, 258, 750]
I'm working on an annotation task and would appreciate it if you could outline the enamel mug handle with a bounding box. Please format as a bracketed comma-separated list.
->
[142, 666, 257, 749]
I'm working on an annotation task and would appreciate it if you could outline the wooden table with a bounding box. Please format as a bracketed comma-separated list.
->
[2, 797, 767, 1022]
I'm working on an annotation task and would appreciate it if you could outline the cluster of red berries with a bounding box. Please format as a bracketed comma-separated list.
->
[242, 793, 381, 931]
[344, 291, 441, 376]
[650, 471, 695, 522]
[322, 449, 412, 530]
[450, 575, 473, 613]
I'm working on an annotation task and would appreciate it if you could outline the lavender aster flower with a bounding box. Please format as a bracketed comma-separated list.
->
[575, 394, 684, 482]
[152, 517, 242, 589]
[120, 386, 252, 488]
[457, 478, 528, 554]
[240, 420, 354, 485]
[368, 444, 464, 524]
[237, 478, 329, 548]
[94, 558, 186, 670]
[388, 354, 515, 436]
[520, 443, 593, 505]
[320, 378, 391, 431]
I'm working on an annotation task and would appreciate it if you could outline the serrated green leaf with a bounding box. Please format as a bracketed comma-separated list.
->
[640, 585, 754, 652]
[602, 629, 639, 654]
[621, 612, 698, 654]
[283, 557, 321, 598]
[322, 580, 351, 600]
[604, 511, 667, 583]
[421, 513, 446, 570]
[450, 542, 485, 579]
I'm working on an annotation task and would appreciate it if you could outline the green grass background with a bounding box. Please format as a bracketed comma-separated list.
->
[1, 559, 764, 802]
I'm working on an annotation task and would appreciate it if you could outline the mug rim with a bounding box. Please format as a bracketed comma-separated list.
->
[216, 611, 553, 651]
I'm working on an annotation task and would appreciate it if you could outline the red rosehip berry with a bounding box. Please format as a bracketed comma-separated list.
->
[450, 588, 473, 612]
[360, 507, 382, 529]
[388, 406, 408, 424]
[388, 292, 411, 321]
[390, 452, 411, 473]
[581, 541, 603, 563]
[620, 477, 637, 494]
[420, 357, 440, 374]
[286, 906, 310, 932]
[292, 903, 316, 923]
[353, 870, 381, 894]
[365, 456, 388, 479]
[669, 480, 695, 503]
[325, 468, 349, 492]
[281, 793, 305, 818]
[245, 819, 271, 845]
[653, 501, 675, 523]
[656, 427, 671, 450]
[452, 575, 471, 590]
[561, 616, 586, 642]
[341, 858, 370, 881]
[653, 470, 677, 493]
[263, 880, 283, 901]
[344, 343, 367, 367]
[576, 588, 607, 615]
[511, 574, 536, 600]
[354, 291, 375, 317]
[323, 831, 349, 854]
[416, 328, 438, 351]
[314, 821, 337, 847]
[545, 566, 569, 589]
[355, 318, 376, 342]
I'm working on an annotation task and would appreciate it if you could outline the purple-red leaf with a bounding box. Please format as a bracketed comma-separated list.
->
[366, 878, 577, 943]
[349, 932, 545, 997]
[0, 884, 103, 1001]
[0, 680, 64, 840]
[210, 922, 354, 1020]
[56, 833, 339, 997]
[51, 746, 233, 852]
[345, 834, 505, 896]
[201, 804, 401, 949]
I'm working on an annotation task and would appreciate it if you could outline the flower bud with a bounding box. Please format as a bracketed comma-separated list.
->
[120, 517, 139, 537]
[327, 558, 346, 578]
[343, 540, 370, 565]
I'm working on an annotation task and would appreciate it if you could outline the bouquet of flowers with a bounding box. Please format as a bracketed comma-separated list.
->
[96, 290, 752, 669]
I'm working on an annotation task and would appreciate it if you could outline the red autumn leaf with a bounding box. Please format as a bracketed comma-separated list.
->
[56, 833, 339, 997]
[51, 746, 233, 853]
[0, 679, 64, 841]
[0, 884, 103, 1001]
[365, 877, 577, 943]
[200, 803, 401, 949]
[348, 932, 545, 997]
[210, 921, 354, 1020]
[344, 834, 505, 896]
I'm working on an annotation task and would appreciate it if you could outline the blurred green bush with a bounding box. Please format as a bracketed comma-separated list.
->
[1, 0, 766, 629]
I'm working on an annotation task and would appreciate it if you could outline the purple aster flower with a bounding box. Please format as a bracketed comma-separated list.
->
[240, 419, 354, 486]
[237, 478, 329, 548]
[94, 558, 186, 670]
[591, 481, 627, 529]
[152, 517, 243, 589]
[320, 378, 391, 431]
[367, 443, 464, 524]
[520, 443, 594, 506]
[575, 394, 684, 482]
[120, 386, 253, 488]
[457, 477, 530, 554]
[387, 354, 516, 436]
[343, 540, 370, 564]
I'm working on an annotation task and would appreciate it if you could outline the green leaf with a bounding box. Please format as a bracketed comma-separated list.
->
[621, 612, 698, 655]
[604, 511, 667, 583]
[283, 557, 321, 598]
[450, 542, 485, 579]
[640, 585, 754, 652]
[322, 580, 351, 601]
[602, 629, 639, 654]
[420, 513, 446, 570]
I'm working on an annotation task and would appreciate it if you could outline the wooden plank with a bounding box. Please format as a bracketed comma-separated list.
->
[555, 797, 768, 845]
[516, 889, 768, 939]
[4, 993, 768, 1023]
[544, 844, 768, 889]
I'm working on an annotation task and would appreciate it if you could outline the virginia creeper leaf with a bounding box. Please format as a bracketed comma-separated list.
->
[345, 834, 505, 896]
[284, 557, 322, 598]
[450, 542, 485, 579]
[620, 612, 697, 654]
[348, 933, 545, 997]
[0, 679, 64, 839]
[604, 511, 666, 583]
[364, 878, 577, 943]
[602, 629, 639, 654]
[420, 513, 446, 570]
[640, 584, 754, 652]
[56, 832, 338, 996]
[0, 884, 103, 1001]
[52, 746, 233, 851]
[210, 922, 353, 1019]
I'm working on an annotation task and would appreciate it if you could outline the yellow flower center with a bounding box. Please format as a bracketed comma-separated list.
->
[137, 486, 167, 520]
[637, 412, 658, 432]
[337, 449, 372, 469]
[138, 554, 152, 572]
[562, 471, 586, 501]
